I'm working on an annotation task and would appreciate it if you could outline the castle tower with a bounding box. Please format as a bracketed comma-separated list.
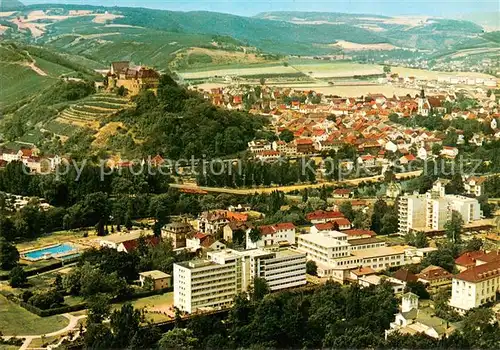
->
[401, 292, 419, 312]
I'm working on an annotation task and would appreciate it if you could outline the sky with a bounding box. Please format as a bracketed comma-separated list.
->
[23, 0, 500, 17]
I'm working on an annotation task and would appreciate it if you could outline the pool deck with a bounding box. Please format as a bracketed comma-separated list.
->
[21, 243, 80, 262]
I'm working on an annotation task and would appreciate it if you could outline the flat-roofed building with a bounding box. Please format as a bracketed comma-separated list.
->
[297, 230, 409, 280]
[398, 180, 481, 234]
[139, 270, 172, 290]
[242, 248, 306, 291]
[173, 248, 306, 313]
[174, 250, 242, 314]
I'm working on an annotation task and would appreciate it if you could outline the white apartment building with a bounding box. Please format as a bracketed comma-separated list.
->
[398, 195, 426, 234]
[398, 180, 481, 234]
[242, 249, 307, 291]
[174, 250, 242, 314]
[246, 223, 295, 249]
[449, 260, 500, 313]
[297, 230, 408, 280]
[174, 248, 306, 313]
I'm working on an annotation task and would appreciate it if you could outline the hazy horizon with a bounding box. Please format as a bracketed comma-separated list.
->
[22, 0, 500, 18]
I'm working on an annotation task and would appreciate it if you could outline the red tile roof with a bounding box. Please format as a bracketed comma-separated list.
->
[393, 268, 418, 282]
[455, 251, 487, 268]
[306, 210, 344, 221]
[416, 265, 453, 281]
[259, 222, 295, 235]
[343, 229, 376, 237]
[454, 260, 500, 283]
[121, 236, 160, 253]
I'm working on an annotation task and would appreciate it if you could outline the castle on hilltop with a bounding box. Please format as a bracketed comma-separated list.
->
[107, 61, 160, 96]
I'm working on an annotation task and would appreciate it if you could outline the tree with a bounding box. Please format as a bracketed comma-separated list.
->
[9, 266, 27, 287]
[116, 85, 127, 97]
[383, 65, 391, 74]
[405, 231, 428, 248]
[259, 77, 266, 86]
[445, 210, 464, 244]
[380, 210, 398, 235]
[445, 174, 464, 195]
[279, 129, 294, 143]
[306, 260, 317, 276]
[159, 328, 199, 350]
[87, 293, 111, 324]
[464, 237, 483, 252]
[353, 210, 370, 229]
[370, 199, 388, 233]
[251, 277, 270, 301]
[339, 201, 355, 222]
[249, 228, 262, 243]
[0, 237, 19, 270]
[405, 281, 430, 299]
[421, 249, 455, 273]
[110, 303, 142, 348]
[28, 289, 64, 309]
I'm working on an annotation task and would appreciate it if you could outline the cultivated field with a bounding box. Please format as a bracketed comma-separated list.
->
[54, 93, 132, 132]
[293, 62, 383, 78]
[171, 47, 270, 69]
[178, 65, 298, 79]
[331, 40, 398, 51]
[390, 66, 497, 80]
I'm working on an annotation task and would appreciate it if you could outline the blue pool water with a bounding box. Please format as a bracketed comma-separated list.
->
[24, 244, 76, 260]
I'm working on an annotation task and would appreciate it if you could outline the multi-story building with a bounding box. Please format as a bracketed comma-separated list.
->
[174, 250, 243, 314]
[173, 248, 306, 313]
[242, 249, 307, 291]
[398, 195, 426, 234]
[398, 180, 481, 234]
[297, 230, 408, 280]
[161, 222, 193, 249]
[449, 260, 500, 312]
[197, 211, 230, 235]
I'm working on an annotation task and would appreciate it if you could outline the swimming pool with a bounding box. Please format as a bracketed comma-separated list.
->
[23, 243, 78, 261]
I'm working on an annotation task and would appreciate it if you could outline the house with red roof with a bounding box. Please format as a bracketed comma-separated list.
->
[186, 232, 226, 251]
[306, 210, 344, 224]
[449, 259, 500, 312]
[246, 222, 296, 249]
[416, 265, 453, 289]
[294, 138, 315, 154]
[455, 251, 488, 271]
[118, 235, 161, 254]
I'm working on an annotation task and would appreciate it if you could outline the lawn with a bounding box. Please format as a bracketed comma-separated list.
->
[0, 295, 68, 336]
[114, 292, 174, 324]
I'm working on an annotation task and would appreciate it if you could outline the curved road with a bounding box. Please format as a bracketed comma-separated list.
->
[1, 313, 86, 350]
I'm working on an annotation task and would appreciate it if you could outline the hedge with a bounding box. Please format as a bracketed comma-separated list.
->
[1, 286, 173, 317]
[0, 291, 87, 316]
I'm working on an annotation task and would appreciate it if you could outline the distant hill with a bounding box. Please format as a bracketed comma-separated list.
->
[1, 5, 489, 56]
[0, 0, 24, 11]
[254, 11, 485, 51]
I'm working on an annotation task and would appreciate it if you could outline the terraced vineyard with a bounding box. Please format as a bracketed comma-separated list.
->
[50, 93, 133, 133]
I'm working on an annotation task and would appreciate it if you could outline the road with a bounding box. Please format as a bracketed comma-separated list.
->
[171, 170, 423, 195]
